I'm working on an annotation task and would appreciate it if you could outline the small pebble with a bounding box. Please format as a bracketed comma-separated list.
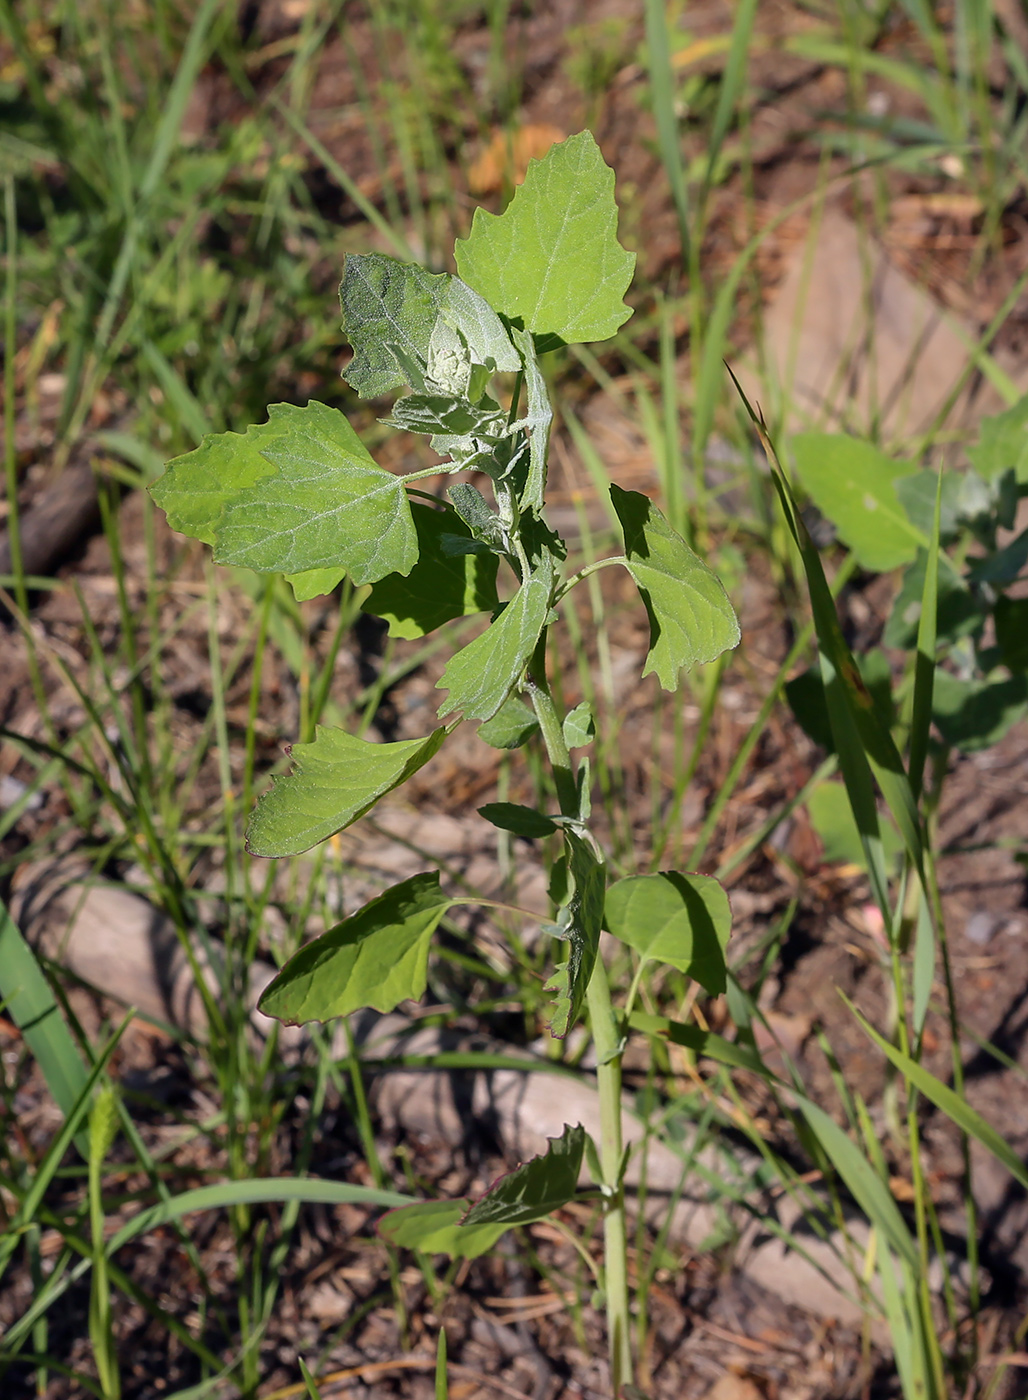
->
[965, 911, 1002, 946]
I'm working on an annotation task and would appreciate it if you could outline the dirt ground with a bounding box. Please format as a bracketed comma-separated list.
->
[2, 2, 1028, 1397]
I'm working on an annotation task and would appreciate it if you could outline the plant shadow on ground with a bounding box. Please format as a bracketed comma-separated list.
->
[2, 1, 1028, 1397]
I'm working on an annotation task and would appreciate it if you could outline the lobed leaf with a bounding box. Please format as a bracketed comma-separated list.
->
[461, 1124, 585, 1227]
[436, 571, 552, 721]
[454, 131, 635, 346]
[967, 393, 1028, 483]
[340, 254, 519, 401]
[258, 872, 452, 1023]
[604, 871, 730, 995]
[932, 671, 1028, 752]
[377, 1199, 508, 1259]
[790, 434, 927, 572]
[153, 401, 418, 586]
[611, 484, 740, 687]
[362, 502, 499, 639]
[247, 725, 447, 857]
[340, 254, 446, 398]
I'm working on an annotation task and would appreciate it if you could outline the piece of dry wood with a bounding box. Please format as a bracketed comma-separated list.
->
[0, 461, 101, 581]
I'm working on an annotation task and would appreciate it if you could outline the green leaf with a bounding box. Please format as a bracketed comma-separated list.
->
[476, 694, 540, 749]
[258, 872, 451, 1022]
[790, 434, 927, 571]
[454, 130, 635, 346]
[436, 572, 552, 721]
[217, 402, 418, 584]
[0, 899, 90, 1160]
[510, 325, 552, 513]
[786, 650, 895, 755]
[461, 1124, 585, 1227]
[153, 401, 419, 586]
[796, 1095, 918, 1270]
[968, 527, 1028, 587]
[610, 485, 740, 687]
[807, 780, 903, 874]
[603, 872, 730, 995]
[362, 502, 499, 639]
[477, 803, 556, 838]
[967, 393, 1028, 483]
[247, 725, 447, 856]
[562, 701, 595, 749]
[448, 482, 503, 545]
[545, 831, 605, 1039]
[995, 595, 1028, 671]
[377, 1199, 508, 1259]
[340, 254, 446, 398]
[340, 254, 519, 400]
[286, 566, 347, 601]
[883, 549, 983, 651]
[932, 671, 1028, 752]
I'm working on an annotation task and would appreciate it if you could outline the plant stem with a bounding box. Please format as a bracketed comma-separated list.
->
[526, 635, 633, 1395]
[585, 960, 631, 1395]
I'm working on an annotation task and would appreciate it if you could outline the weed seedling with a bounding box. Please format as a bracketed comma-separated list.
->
[151, 131, 740, 1393]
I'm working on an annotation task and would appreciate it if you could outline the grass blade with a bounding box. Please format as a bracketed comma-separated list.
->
[0, 898, 89, 1156]
[846, 996, 1028, 1192]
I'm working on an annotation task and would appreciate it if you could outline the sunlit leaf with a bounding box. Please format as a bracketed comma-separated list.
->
[377, 1199, 508, 1259]
[258, 872, 452, 1022]
[436, 571, 552, 721]
[455, 131, 635, 345]
[611, 485, 739, 686]
[604, 871, 730, 995]
[790, 434, 926, 571]
[247, 725, 447, 856]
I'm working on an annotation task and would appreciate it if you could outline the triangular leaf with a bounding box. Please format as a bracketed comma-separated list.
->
[247, 725, 447, 857]
[377, 1199, 508, 1259]
[476, 694, 540, 749]
[545, 831, 605, 1038]
[258, 872, 452, 1023]
[790, 434, 927, 571]
[362, 502, 499, 639]
[604, 872, 730, 995]
[611, 485, 740, 687]
[454, 131, 635, 345]
[461, 1124, 586, 1227]
[436, 571, 552, 721]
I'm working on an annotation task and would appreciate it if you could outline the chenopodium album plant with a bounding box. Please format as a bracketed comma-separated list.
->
[150, 131, 740, 1389]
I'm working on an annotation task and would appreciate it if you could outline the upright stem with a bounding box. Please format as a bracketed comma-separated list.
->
[526, 636, 633, 1396]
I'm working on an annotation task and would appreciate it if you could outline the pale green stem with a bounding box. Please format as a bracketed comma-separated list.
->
[526, 636, 633, 1395]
